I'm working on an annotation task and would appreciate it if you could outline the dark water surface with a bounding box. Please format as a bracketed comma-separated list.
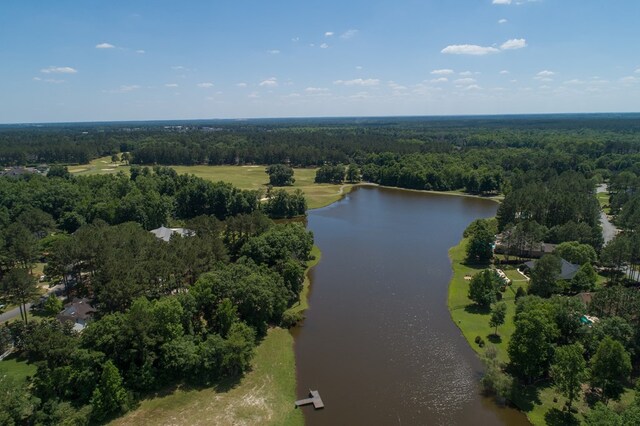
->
[293, 186, 529, 425]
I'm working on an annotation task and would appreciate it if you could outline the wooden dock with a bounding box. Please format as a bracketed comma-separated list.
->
[295, 390, 324, 409]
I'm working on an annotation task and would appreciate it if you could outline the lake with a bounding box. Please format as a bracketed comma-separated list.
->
[293, 186, 529, 425]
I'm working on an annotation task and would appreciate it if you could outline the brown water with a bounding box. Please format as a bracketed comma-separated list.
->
[293, 186, 529, 426]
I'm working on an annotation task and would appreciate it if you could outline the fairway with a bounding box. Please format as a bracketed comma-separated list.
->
[69, 157, 351, 210]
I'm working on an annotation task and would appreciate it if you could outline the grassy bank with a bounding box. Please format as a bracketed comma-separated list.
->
[111, 245, 321, 426]
[69, 157, 351, 210]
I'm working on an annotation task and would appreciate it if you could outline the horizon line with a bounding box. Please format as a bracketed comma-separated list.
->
[2, 111, 640, 126]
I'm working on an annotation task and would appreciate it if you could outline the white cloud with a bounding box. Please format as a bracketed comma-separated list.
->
[493, 0, 511, 4]
[441, 44, 500, 55]
[459, 71, 474, 76]
[171, 66, 187, 70]
[355, 65, 363, 70]
[498, 19, 508, 24]
[537, 70, 555, 77]
[620, 76, 638, 84]
[499, 70, 510, 75]
[248, 92, 260, 98]
[305, 87, 329, 93]
[564, 79, 584, 85]
[430, 77, 448, 83]
[635, 68, 640, 74]
[33, 77, 64, 84]
[431, 69, 454, 75]
[236, 82, 248, 88]
[500, 38, 527, 50]
[259, 77, 278, 87]
[41, 66, 77, 74]
[107, 85, 141, 93]
[454, 78, 477, 85]
[267, 49, 280, 54]
[463, 84, 482, 90]
[197, 82, 214, 88]
[349, 91, 370, 99]
[325, 32, 334, 37]
[333, 78, 380, 86]
[136, 50, 145, 54]
[341, 29, 359, 39]
[165, 83, 179, 88]
[320, 43, 329, 49]
[388, 81, 407, 90]
[96, 42, 115, 49]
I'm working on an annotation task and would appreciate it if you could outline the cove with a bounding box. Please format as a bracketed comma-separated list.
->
[293, 186, 529, 425]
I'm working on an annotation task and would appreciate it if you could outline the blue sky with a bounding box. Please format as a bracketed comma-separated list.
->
[1, 0, 639, 123]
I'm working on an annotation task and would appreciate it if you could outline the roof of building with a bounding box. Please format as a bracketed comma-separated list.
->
[524, 258, 581, 280]
[576, 292, 594, 305]
[0, 167, 38, 178]
[149, 226, 194, 242]
[57, 298, 96, 323]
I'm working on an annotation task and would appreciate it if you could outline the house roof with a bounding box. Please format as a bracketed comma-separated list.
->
[0, 167, 37, 178]
[149, 226, 194, 242]
[576, 292, 594, 305]
[524, 258, 581, 280]
[57, 298, 96, 323]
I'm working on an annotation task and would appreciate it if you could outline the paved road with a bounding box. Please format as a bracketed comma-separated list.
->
[0, 283, 65, 323]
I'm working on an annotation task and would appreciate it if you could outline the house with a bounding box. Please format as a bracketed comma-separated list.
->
[149, 226, 195, 242]
[523, 258, 581, 280]
[56, 298, 96, 332]
[493, 234, 556, 259]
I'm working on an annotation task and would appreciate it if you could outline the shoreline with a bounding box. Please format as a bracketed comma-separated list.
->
[446, 237, 533, 423]
[308, 181, 502, 211]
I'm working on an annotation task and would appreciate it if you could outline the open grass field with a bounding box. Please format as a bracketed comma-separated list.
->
[111, 246, 321, 426]
[69, 156, 351, 210]
[448, 238, 633, 425]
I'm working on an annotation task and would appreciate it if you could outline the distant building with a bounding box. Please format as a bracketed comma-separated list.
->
[0, 167, 38, 178]
[523, 258, 581, 280]
[149, 226, 195, 242]
[57, 298, 96, 332]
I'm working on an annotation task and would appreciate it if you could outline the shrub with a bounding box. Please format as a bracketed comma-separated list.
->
[281, 311, 304, 328]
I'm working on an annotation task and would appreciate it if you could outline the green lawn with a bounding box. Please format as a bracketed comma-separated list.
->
[448, 239, 517, 364]
[597, 191, 611, 214]
[0, 354, 36, 383]
[69, 157, 352, 210]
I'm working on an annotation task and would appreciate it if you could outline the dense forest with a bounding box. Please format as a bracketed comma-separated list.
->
[3, 115, 640, 424]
